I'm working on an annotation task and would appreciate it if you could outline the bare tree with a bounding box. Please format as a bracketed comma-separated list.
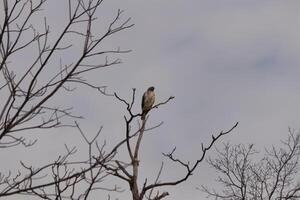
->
[0, 0, 238, 199]
[0, 0, 133, 199]
[109, 89, 238, 200]
[201, 129, 300, 200]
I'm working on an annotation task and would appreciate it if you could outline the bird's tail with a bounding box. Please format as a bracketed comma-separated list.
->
[141, 113, 146, 120]
[141, 110, 148, 120]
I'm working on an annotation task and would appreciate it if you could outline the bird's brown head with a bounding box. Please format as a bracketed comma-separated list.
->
[148, 86, 155, 91]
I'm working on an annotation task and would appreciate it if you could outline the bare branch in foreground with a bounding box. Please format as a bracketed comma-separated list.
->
[109, 89, 237, 200]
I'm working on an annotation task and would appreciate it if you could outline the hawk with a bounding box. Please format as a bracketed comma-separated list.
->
[141, 86, 155, 120]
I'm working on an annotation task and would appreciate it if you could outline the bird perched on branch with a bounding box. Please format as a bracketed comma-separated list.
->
[141, 86, 155, 120]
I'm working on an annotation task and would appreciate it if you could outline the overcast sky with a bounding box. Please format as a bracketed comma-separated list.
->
[2, 0, 300, 199]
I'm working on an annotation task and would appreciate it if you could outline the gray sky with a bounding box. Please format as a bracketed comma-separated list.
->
[2, 0, 300, 199]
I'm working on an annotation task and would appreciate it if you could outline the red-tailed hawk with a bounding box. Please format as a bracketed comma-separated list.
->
[141, 86, 155, 120]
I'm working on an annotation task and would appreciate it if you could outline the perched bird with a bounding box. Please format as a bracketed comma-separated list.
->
[141, 86, 155, 120]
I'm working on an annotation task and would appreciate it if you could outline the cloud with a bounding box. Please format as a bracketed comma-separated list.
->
[3, 0, 300, 199]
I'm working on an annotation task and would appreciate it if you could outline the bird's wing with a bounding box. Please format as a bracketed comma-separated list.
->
[141, 92, 146, 110]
